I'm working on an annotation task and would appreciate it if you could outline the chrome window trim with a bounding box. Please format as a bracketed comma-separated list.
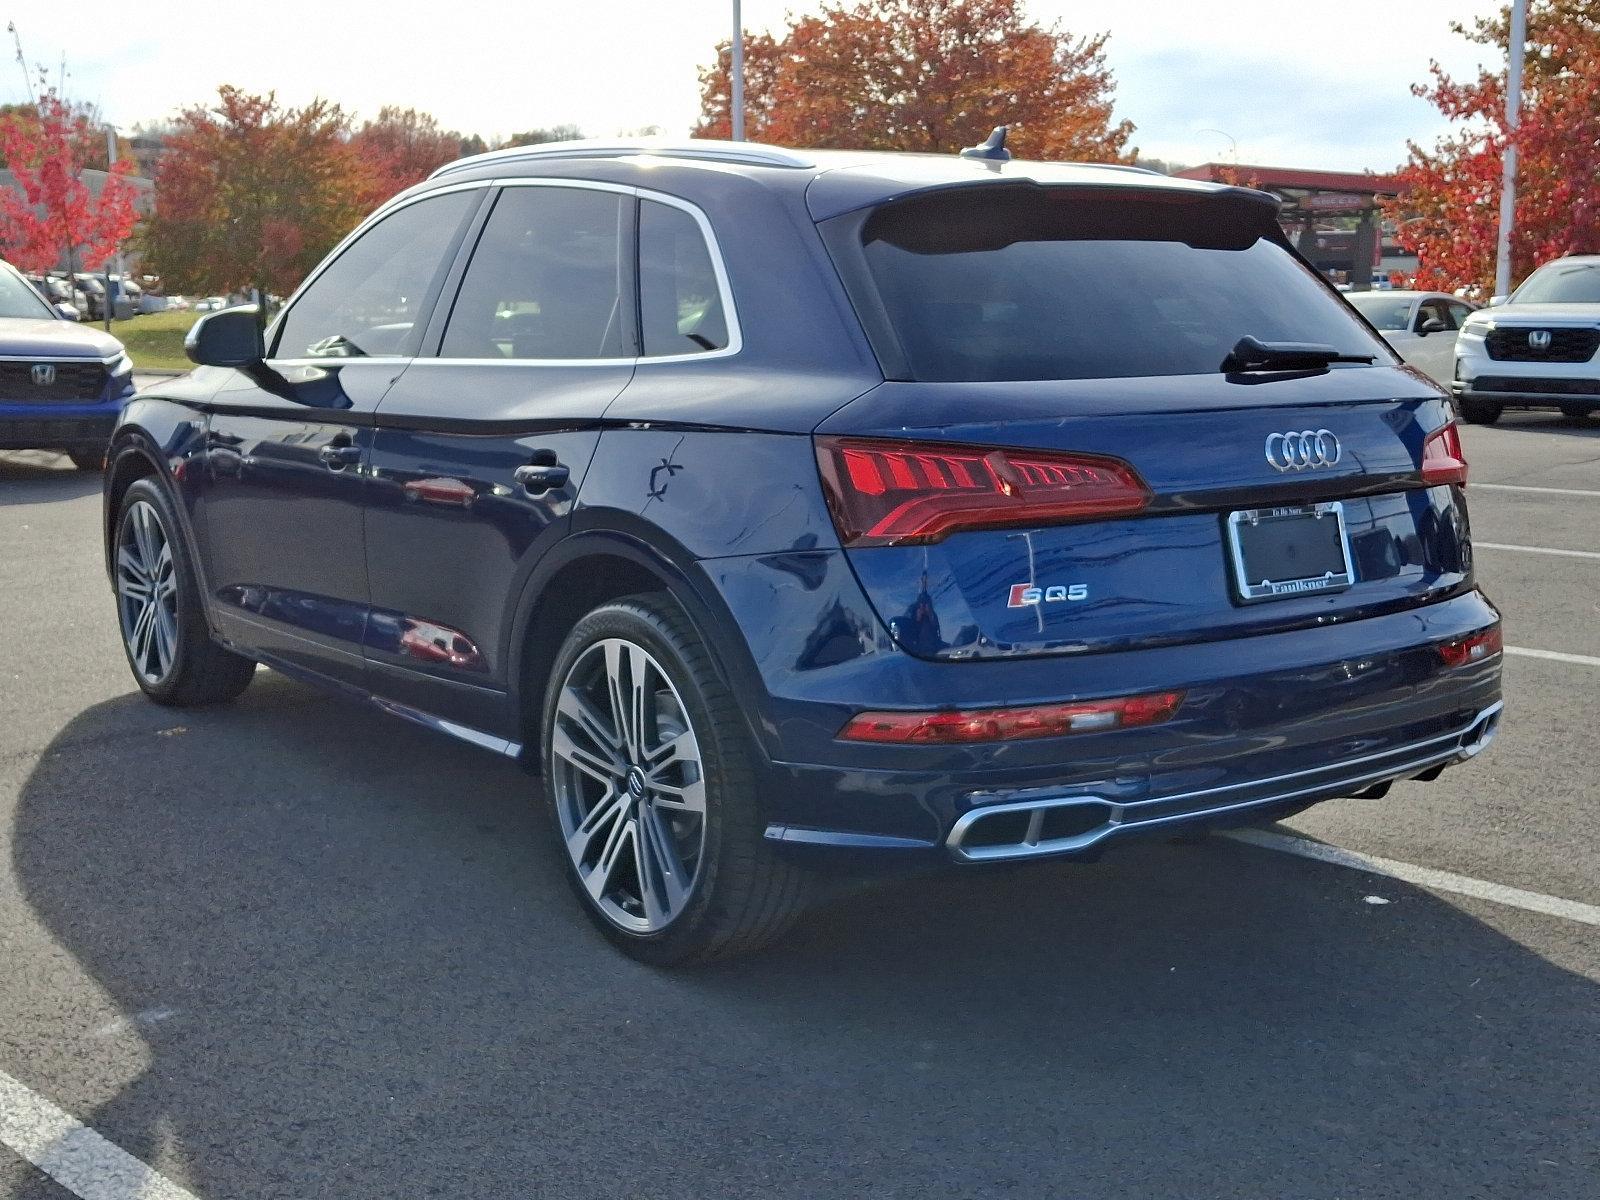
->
[264, 179, 495, 357]
[265, 176, 743, 371]
[422, 178, 742, 367]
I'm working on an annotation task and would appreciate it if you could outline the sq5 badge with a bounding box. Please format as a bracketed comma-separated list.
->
[1007, 583, 1089, 608]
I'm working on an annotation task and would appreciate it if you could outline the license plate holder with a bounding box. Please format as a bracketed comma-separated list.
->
[1226, 502, 1355, 603]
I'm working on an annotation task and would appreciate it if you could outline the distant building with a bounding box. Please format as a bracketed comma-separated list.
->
[1174, 163, 1414, 289]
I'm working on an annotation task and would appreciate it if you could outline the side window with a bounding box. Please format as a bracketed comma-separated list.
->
[1448, 302, 1474, 328]
[272, 190, 476, 359]
[440, 187, 626, 360]
[639, 200, 729, 356]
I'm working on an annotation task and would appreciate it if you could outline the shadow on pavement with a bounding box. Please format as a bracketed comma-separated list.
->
[0, 452, 102, 505]
[9, 674, 1599, 1198]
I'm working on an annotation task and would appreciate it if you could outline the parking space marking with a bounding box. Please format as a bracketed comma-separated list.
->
[1227, 829, 1600, 928]
[1477, 483, 1600, 499]
[0, 1069, 199, 1200]
[1475, 541, 1600, 561]
[1505, 645, 1600, 669]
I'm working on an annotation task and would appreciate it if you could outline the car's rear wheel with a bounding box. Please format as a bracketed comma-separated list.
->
[114, 479, 256, 706]
[68, 451, 105, 471]
[1458, 398, 1503, 425]
[1559, 403, 1596, 421]
[542, 595, 810, 965]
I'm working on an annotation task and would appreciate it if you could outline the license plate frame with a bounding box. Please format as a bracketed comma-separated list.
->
[1225, 501, 1356, 604]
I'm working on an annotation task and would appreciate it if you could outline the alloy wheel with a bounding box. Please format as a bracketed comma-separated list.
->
[116, 499, 179, 685]
[550, 637, 708, 934]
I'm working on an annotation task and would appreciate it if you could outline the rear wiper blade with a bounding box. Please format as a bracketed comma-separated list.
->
[1222, 335, 1375, 373]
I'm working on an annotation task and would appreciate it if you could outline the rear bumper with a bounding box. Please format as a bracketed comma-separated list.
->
[698, 549, 1503, 860]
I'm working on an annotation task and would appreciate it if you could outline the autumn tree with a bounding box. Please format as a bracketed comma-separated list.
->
[138, 87, 369, 301]
[505, 123, 585, 147]
[350, 106, 465, 207]
[1387, 0, 1600, 291]
[695, 0, 1134, 161]
[0, 89, 138, 274]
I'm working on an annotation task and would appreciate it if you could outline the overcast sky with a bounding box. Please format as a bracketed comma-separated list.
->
[10, 0, 1505, 171]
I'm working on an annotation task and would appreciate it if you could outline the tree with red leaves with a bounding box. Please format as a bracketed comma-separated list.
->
[350, 106, 473, 208]
[696, 0, 1134, 162]
[0, 90, 138, 275]
[1388, 0, 1600, 292]
[138, 87, 369, 301]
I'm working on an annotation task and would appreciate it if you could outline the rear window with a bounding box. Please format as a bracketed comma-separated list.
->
[848, 187, 1387, 382]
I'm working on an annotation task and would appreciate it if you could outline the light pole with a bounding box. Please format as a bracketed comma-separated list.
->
[730, 0, 745, 141]
[101, 124, 125, 332]
[1494, 0, 1528, 300]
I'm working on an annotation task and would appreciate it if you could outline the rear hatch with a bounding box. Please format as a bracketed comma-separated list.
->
[814, 183, 1471, 660]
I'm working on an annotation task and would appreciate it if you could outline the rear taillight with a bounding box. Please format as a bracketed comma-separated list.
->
[1421, 422, 1468, 486]
[838, 691, 1184, 744]
[815, 436, 1151, 547]
[1438, 624, 1502, 667]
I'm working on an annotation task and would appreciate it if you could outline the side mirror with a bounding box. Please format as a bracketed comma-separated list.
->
[1419, 318, 1448, 336]
[185, 306, 264, 367]
[1487, 295, 1507, 307]
[53, 302, 80, 321]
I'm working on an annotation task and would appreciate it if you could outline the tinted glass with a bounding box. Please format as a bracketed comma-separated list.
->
[1448, 301, 1475, 326]
[0, 270, 54, 319]
[640, 200, 728, 356]
[856, 189, 1386, 382]
[1513, 261, 1600, 304]
[440, 187, 625, 360]
[1347, 293, 1413, 330]
[274, 190, 475, 359]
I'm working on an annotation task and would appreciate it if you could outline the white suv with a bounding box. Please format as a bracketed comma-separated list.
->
[1453, 255, 1600, 423]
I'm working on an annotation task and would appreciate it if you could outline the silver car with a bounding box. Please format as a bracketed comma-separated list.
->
[1346, 290, 1478, 385]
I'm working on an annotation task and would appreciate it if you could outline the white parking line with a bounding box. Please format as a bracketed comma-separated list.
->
[1226, 829, 1600, 928]
[1475, 541, 1600, 561]
[1506, 645, 1600, 669]
[0, 1069, 199, 1200]
[1476, 483, 1600, 499]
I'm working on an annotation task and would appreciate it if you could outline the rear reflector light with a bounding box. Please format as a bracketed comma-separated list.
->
[815, 436, 1152, 547]
[839, 691, 1184, 744]
[1438, 625, 1502, 667]
[1421, 422, 1468, 486]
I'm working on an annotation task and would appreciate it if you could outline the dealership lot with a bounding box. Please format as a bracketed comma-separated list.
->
[0, 409, 1595, 1198]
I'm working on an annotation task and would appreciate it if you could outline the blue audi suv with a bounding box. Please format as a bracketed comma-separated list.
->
[102, 138, 1502, 963]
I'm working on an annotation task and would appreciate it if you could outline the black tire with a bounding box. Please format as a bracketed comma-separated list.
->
[113, 478, 256, 706]
[540, 594, 810, 965]
[68, 450, 105, 471]
[1458, 398, 1503, 425]
[1559, 403, 1596, 421]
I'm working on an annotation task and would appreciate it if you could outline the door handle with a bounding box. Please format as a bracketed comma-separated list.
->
[318, 444, 362, 469]
[513, 462, 570, 495]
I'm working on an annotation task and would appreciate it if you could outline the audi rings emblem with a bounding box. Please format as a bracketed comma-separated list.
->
[1265, 429, 1341, 472]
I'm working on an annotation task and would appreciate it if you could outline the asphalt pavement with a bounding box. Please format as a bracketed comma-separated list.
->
[0, 406, 1596, 1199]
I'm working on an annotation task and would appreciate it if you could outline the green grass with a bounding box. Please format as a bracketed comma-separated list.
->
[105, 309, 200, 372]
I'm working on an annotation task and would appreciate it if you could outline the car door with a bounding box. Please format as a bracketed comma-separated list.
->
[198, 187, 482, 689]
[362, 182, 635, 733]
[1407, 297, 1459, 384]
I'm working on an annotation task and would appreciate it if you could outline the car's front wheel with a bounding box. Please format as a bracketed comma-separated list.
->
[1458, 398, 1503, 425]
[114, 478, 256, 706]
[541, 595, 810, 965]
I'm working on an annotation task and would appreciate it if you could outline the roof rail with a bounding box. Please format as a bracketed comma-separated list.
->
[430, 138, 816, 179]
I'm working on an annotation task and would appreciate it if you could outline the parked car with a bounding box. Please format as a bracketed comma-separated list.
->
[105, 138, 1502, 964]
[0, 258, 135, 468]
[192, 296, 229, 312]
[1347, 290, 1478, 384]
[1453, 254, 1600, 423]
[71, 274, 107, 321]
